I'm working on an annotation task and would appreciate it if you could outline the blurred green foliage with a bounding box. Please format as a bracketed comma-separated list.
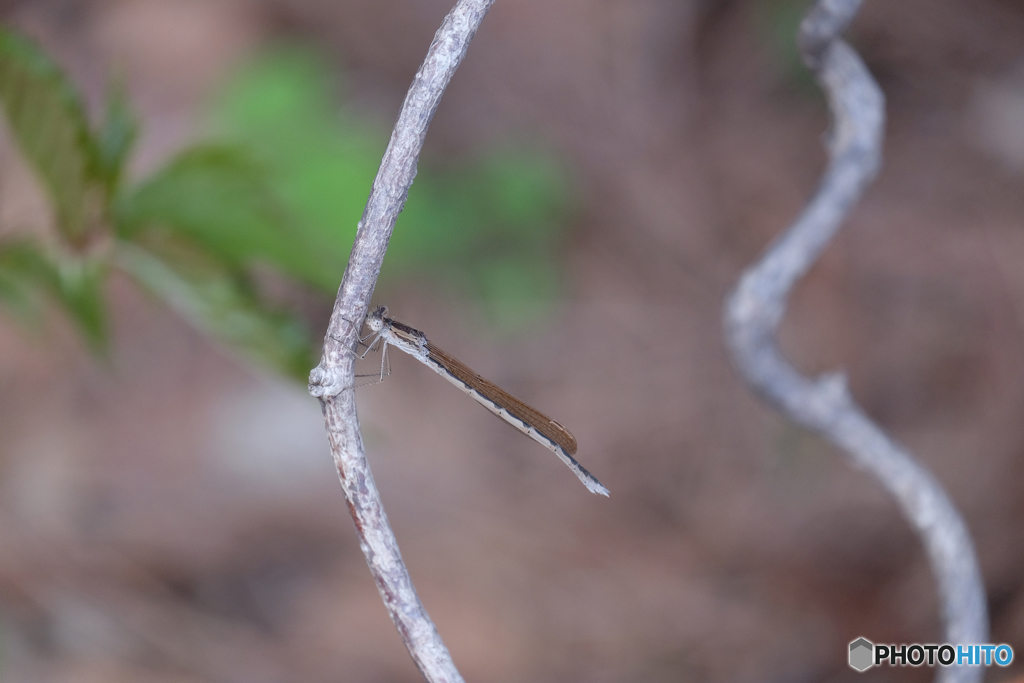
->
[0, 240, 107, 353]
[753, 0, 817, 91]
[210, 47, 574, 326]
[0, 31, 574, 381]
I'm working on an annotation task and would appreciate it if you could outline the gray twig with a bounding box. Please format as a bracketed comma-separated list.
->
[308, 2, 495, 681]
[723, 1, 988, 681]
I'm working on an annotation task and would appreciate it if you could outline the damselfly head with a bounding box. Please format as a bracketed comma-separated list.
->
[366, 306, 389, 332]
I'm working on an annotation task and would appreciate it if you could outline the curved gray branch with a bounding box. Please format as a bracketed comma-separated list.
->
[308, 2, 495, 681]
[723, 2, 988, 681]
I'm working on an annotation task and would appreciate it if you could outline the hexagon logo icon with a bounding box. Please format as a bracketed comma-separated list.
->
[849, 637, 874, 672]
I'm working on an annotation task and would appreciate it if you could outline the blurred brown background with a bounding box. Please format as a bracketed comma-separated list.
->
[1, 0, 1023, 681]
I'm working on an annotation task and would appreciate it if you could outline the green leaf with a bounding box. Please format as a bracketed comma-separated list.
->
[115, 236, 316, 382]
[0, 28, 101, 241]
[0, 240, 108, 353]
[95, 78, 137, 193]
[54, 256, 108, 354]
[0, 240, 52, 320]
[116, 145, 341, 291]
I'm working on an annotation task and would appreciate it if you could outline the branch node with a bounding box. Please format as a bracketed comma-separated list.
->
[308, 364, 348, 398]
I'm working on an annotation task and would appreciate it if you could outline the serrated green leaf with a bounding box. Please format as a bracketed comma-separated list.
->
[115, 237, 315, 382]
[0, 240, 108, 353]
[95, 78, 137, 193]
[0, 28, 102, 241]
[116, 144, 340, 291]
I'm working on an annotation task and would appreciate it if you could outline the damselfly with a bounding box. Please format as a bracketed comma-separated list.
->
[359, 306, 608, 496]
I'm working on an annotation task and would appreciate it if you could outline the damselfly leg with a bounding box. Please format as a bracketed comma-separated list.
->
[347, 329, 392, 387]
